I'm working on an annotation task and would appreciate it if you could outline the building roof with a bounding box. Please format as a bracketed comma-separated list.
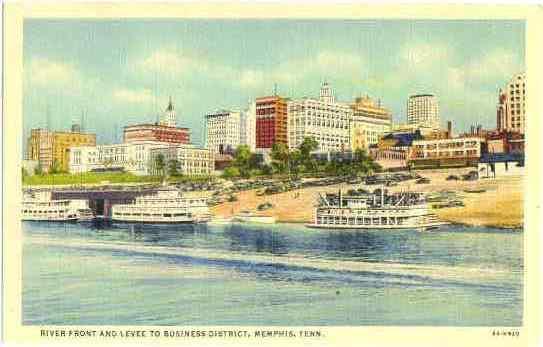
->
[166, 97, 174, 112]
[382, 131, 424, 147]
[124, 123, 189, 130]
[479, 152, 524, 163]
[409, 94, 435, 98]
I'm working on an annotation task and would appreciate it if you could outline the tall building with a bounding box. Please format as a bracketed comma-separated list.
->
[159, 97, 177, 128]
[123, 100, 190, 145]
[319, 81, 335, 104]
[497, 72, 526, 134]
[349, 95, 392, 150]
[240, 101, 257, 151]
[205, 110, 241, 155]
[407, 94, 440, 129]
[287, 83, 351, 153]
[27, 129, 54, 171]
[27, 127, 96, 172]
[255, 95, 288, 150]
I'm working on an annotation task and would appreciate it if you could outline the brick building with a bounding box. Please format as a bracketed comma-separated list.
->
[255, 95, 288, 150]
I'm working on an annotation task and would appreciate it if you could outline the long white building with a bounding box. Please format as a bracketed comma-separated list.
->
[287, 83, 352, 153]
[69, 141, 168, 175]
[407, 94, 440, 129]
[205, 110, 241, 155]
[149, 145, 214, 176]
[69, 141, 213, 176]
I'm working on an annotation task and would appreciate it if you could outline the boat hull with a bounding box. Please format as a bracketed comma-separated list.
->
[110, 218, 206, 224]
[305, 221, 448, 230]
[22, 217, 79, 222]
[232, 217, 276, 224]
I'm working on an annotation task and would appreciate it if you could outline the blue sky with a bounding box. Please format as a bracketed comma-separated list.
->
[24, 19, 524, 146]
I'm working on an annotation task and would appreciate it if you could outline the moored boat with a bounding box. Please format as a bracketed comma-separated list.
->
[22, 190, 90, 222]
[232, 210, 276, 224]
[110, 187, 211, 224]
[306, 188, 447, 230]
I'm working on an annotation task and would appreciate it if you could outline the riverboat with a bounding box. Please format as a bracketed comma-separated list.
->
[306, 188, 447, 231]
[111, 187, 211, 224]
[22, 190, 91, 222]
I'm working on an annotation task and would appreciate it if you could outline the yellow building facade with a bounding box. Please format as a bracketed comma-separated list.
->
[350, 96, 392, 151]
[27, 128, 96, 172]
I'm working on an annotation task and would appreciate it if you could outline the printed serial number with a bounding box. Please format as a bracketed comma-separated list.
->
[492, 330, 520, 337]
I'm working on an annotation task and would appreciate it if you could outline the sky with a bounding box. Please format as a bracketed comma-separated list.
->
[24, 19, 525, 146]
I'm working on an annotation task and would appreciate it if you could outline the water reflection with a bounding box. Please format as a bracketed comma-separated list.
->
[223, 224, 289, 255]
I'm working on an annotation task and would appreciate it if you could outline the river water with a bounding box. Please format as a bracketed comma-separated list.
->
[22, 221, 523, 326]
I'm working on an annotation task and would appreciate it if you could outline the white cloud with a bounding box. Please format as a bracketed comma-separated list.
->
[465, 48, 522, 82]
[239, 69, 265, 88]
[113, 88, 154, 104]
[237, 50, 365, 91]
[399, 42, 450, 66]
[26, 58, 80, 87]
[138, 50, 193, 74]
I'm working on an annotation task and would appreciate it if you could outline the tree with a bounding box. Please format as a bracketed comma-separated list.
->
[154, 153, 166, 176]
[298, 137, 319, 175]
[270, 143, 289, 175]
[233, 145, 254, 178]
[288, 149, 302, 179]
[34, 164, 43, 176]
[22, 167, 28, 178]
[168, 159, 180, 177]
[223, 166, 240, 178]
[50, 160, 62, 174]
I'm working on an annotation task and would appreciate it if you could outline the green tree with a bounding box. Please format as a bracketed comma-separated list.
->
[288, 149, 302, 179]
[270, 143, 289, 175]
[233, 145, 254, 178]
[34, 164, 43, 176]
[22, 167, 28, 178]
[50, 160, 62, 174]
[154, 153, 166, 176]
[298, 137, 319, 175]
[168, 159, 179, 177]
[223, 166, 240, 178]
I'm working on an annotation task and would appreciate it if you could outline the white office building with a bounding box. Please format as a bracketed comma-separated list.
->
[287, 82, 352, 153]
[205, 110, 241, 155]
[68, 141, 169, 176]
[497, 72, 526, 134]
[240, 102, 257, 151]
[407, 94, 440, 129]
[149, 145, 214, 176]
[350, 95, 392, 150]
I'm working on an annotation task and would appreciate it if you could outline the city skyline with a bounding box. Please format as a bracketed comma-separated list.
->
[24, 19, 525, 146]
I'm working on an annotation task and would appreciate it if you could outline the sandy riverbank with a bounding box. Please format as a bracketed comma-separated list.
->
[211, 168, 524, 229]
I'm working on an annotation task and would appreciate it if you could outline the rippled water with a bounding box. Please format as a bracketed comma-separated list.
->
[23, 221, 523, 326]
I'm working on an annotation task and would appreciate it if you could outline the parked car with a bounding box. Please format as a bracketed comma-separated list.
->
[462, 171, 478, 181]
[416, 178, 431, 184]
[446, 175, 459, 181]
[257, 202, 274, 211]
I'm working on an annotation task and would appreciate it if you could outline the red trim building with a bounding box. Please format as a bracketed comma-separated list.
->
[255, 96, 288, 149]
[123, 124, 190, 144]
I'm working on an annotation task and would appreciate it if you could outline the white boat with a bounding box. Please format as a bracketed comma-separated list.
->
[306, 188, 447, 230]
[207, 217, 233, 225]
[232, 210, 276, 224]
[111, 187, 211, 224]
[22, 190, 91, 222]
